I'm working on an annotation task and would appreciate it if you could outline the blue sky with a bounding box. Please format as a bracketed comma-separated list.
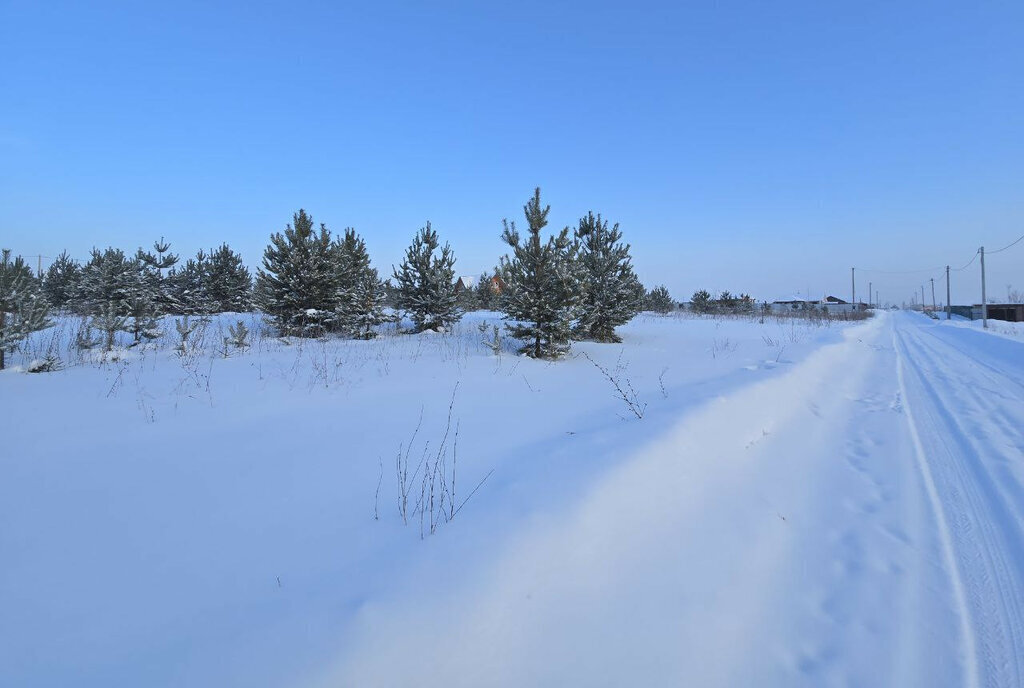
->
[2, 0, 1022, 304]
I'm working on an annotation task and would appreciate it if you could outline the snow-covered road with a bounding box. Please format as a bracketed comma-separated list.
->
[894, 314, 1024, 687]
[327, 312, 1024, 687]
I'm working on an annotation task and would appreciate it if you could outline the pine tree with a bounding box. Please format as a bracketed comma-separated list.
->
[381, 279, 400, 309]
[122, 248, 167, 343]
[0, 249, 52, 370]
[333, 227, 366, 330]
[224, 320, 250, 350]
[499, 188, 579, 359]
[136, 237, 179, 314]
[474, 270, 501, 310]
[715, 290, 736, 314]
[174, 316, 201, 354]
[91, 301, 127, 352]
[334, 228, 388, 338]
[574, 211, 643, 342]
[43, 251, 82, 310]
[352, 268, 388, 338]
[205, 243, 252, 313]
[392, 222, 460, 332]
[456, 277, 479, 311]
[125, 264, 161, 344]
[644, 285, 675, 314]
[256, 209, 338, 336]
[691, 289, 712, 314]
[737, 293, 755, 314]
[75, 247, 135, 315]
[169, 250, 215, 315]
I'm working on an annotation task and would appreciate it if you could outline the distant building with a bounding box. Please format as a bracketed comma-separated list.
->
[820, 295, 865, 314]
[770, 295, 866, 315]
[488, 275, 506, 294]
[972, 303, 1024, 322]
[454, 274, 506, 295]
[769, 296, 820, 313]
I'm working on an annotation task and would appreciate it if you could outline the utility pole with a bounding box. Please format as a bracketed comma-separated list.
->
[921, 285, 926, 312]
[980, 246, 987, 329]
[851, 268, 856, 310]
[945, 265, 951, 320]
[868, 281, 872, 308]
[931, 277, 936, 313]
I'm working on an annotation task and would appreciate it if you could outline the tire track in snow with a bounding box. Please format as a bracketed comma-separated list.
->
[915, 325, 1024, 400]
[893, 314, 1024, 688]
[893, 331, 980, 688]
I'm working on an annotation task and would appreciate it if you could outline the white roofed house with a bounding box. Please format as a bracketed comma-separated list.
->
[821, 295, 861, 314]
[454, 275, 477, 292]
[769, 295, 821, 313]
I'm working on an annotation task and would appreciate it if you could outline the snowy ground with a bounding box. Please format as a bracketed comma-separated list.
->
[2, 310, 1023, 687]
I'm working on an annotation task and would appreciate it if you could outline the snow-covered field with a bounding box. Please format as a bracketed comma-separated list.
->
[3, 310, 1023, 687]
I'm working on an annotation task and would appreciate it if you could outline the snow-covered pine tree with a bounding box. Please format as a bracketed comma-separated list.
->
[205, 243, 252, 313]
[474, 270, 500, 310]
[125, 258, 161, 344]
[256, 209, 338, 336]
[715, 290, 736, 314]
[499, 188, 579, 359]
[333, 227, 365, 330]
[381, 279, 400, 309]
[92, 301, 127, 352]
[174, 316, 200, 354]
[0, 249, 52, 370]
[123, 240, 177, 343]
[392, 222, 460, 332]
[456, 276, 479, 312]
[136, 237, 179, 315]
[43, 251, 82, 310]
[737, 293, 755, 314]
[644, 285, 675, 313]
[75, 247, 135, 315]
[573, 211, 643, 342]
[691, 289, 712, 314]
[224, 320, 250, 349]
[334, 228, 387, 338]
[351, 267, 388, 339]
[169, 250, 215, 315]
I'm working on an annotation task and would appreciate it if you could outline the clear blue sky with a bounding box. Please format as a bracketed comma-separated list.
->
[2, 0, 1023, 305]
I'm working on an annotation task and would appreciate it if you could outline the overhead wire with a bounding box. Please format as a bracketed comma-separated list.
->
[950, 250, 979, 271]
[854, 265, 945, 275]
[987, 232, 1024, 255]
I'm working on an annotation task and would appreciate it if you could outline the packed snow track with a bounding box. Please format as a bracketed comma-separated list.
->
[894, 313, 1024, 688]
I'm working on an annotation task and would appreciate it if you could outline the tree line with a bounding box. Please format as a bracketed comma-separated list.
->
[689, 290, 756, 315]
[0, 186, 682, 368]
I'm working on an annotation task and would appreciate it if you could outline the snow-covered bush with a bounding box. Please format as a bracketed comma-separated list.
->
[0, 249, 52, 370]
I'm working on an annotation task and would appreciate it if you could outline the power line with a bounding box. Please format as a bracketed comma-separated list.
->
[950, 250, 979, 271]
[988, 232, 1024, 255]
[854, 265, 945, 275]
[857, 228, 1022, 277]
